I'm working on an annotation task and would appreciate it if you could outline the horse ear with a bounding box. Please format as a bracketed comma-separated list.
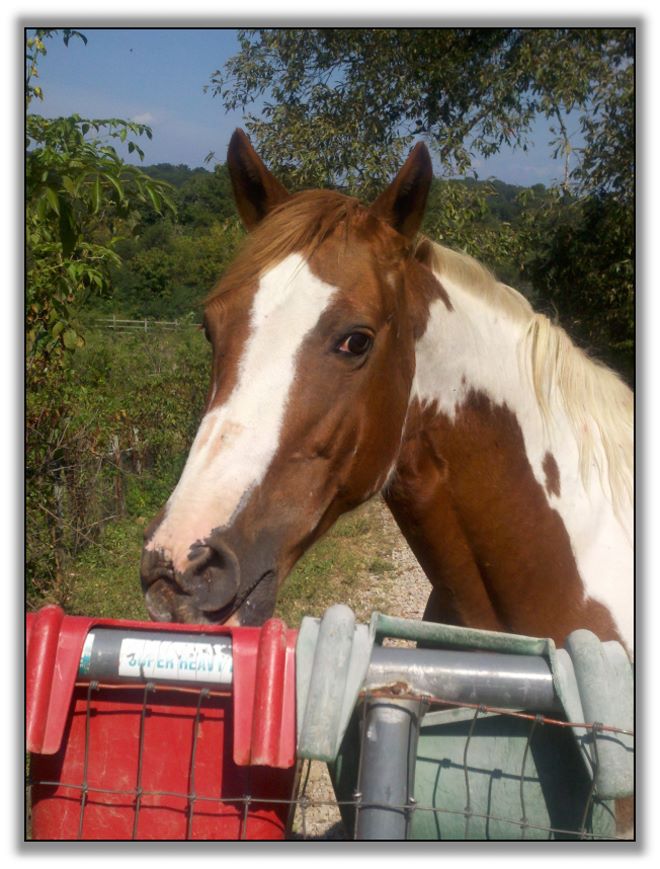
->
[227, 129, 290, 230]
[370, 143, 433, 239]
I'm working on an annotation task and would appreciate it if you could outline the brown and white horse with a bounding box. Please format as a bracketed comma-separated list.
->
[141, 129, 633, 656]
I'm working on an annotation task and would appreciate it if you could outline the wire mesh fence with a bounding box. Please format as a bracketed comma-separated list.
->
[26, 678, 633, 841]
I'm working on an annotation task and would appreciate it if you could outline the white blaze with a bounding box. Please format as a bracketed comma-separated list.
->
[146, 253, 337, 571]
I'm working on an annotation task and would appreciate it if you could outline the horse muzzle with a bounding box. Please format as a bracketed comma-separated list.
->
[140, 536, 278, 626]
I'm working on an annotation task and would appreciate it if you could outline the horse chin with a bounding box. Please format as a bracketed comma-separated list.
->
[143, 578, 210, 625]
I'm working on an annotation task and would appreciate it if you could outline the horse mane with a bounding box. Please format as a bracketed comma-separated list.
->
[418, 237, 633, 511]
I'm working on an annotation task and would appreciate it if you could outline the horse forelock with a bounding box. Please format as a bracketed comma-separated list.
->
[418, 237, 633, 511]
[205, 189, 408, 309]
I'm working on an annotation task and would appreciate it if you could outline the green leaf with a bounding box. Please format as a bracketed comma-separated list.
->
[44, 187, 60, 215]
[91, 175, 102, 213]
[103, 173, 125, 202]
[62, 329, 79, 349]
[145, 185, 162, 213]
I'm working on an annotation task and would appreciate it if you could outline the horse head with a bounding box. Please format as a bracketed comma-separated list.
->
[140, 130, 440, 625]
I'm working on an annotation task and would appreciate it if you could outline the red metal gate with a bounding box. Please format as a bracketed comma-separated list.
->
[26, 606, 298, 841]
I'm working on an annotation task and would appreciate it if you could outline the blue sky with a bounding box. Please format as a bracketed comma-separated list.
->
[31, 27, 580, 187]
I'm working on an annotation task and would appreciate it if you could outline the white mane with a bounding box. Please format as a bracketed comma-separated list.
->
[420, 238, 633, 512]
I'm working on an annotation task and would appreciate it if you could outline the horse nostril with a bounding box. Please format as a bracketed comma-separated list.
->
[179, 539, 241, 613]
[140, 547, 174, 590]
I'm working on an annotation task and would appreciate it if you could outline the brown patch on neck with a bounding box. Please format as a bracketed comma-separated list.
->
[542, 451, 561, 497]
[386, 390, 624, 648]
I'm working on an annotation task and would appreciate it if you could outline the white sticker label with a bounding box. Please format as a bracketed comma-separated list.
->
[118, 638, 233, 685]
[79, 632, 95, 675]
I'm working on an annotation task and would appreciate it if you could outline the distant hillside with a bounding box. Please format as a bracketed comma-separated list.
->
[444, 176, 550, 223]
[142, 163, 212, 187]
[142, 162, 236, 225]
[141, 162, 549, 225]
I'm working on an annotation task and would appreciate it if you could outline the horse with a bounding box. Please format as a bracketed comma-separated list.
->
[140, 129, 633, 659]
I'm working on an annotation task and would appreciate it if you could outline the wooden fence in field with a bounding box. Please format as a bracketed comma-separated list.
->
[93, 316, 201, 333]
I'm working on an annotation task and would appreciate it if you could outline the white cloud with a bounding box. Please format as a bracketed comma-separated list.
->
[131, 112, 156, 126]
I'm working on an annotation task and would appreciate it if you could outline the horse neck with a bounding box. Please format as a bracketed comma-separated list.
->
[385, 267, 633, 650]
[408, 266, 632, 526]
[412, 272, 534, 424]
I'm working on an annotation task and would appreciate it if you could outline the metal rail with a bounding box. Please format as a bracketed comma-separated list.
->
[366, 646, 558, 713]
[79, 627, 558, 712]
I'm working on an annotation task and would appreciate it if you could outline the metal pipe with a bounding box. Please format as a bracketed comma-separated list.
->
[355, 697, 425, 840]
[78, 628, 233, 687]
[77, 629, 557, 705]
[365, 646, 558, 712]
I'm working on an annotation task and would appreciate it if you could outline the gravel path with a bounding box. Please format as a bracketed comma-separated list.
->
[289, 498, 431, 840]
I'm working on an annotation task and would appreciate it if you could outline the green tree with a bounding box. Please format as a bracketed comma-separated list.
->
[176, 164, 237, 227]
[209, 28, 633, 202]
[516, 187, 634, 380]
[26, 29, 176, 379]
[109, 217, 244, 319]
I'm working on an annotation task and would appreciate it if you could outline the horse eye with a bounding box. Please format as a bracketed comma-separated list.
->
[337, 332, 373, 356]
